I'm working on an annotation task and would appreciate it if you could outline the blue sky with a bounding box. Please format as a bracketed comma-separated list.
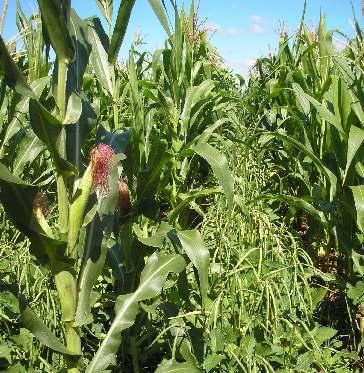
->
[2, 0, 363, 75]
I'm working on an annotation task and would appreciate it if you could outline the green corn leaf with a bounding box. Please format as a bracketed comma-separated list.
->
[251, 194, 328, 227]
[155, 359, 202, 373]
[29, 99, 77, 177]
[76, 216, 115, 326]
[148, 0, 172, 38]
[37, 0, 75, 62]
[181, 80, 214, 133]
[343, 125, 364, 185]
[96, 125, 131, 154]
[13, 130, 44, 176]
[0, 34, 35, 97]
[292, 83, 311, 116]
[68, 9, 92, 92]
[263, 130, 338, 200]
[86, 253, 186, 373]
[177, 229, 210, 308]
[88, 18, 113, 95]
[294, 84, 344, 135]
[352, 250, 364, 276]
[63, 92, 82, 125]
[0, 76, 49, 157]
[108, 0, 136, 64]
[168, 188, 222, 223]
[192, 142, 234, 211]
[133, 221, 173, 248]
[0, 164, 70, 269]
[350, 185, 364, 233]
[349, 89, 364, 125]
[95, 0, 113, 25]
[0, 162, 39, 235]
[20, 302, 79, 356]
[66, 95, 97, 170]
[0, 283, 78, 356]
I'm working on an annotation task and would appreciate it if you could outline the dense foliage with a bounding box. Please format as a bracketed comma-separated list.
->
[1, 0, 364, 372]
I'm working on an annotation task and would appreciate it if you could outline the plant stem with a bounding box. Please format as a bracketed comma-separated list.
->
[57, 60, 68, 120]
[56, 59, 81, 371]
[56, 59, 69, 239]
[0, 0, 9, 34]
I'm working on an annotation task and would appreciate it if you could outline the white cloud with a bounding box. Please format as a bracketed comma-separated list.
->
[225, 57, 257, 77]
[248, 14, 270, 35]
[252, 23, 265, 35]
[250, 15, 264, 23]
[225, 27, 240, 36]
[205, 21, 221, 33]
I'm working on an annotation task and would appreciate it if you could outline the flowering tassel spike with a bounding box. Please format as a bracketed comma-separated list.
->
[90, 143, 115, 197]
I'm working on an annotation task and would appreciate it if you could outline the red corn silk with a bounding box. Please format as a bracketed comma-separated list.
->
[90, 143, 115, 197]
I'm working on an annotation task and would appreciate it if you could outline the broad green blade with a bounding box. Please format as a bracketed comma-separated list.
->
[20, 304, 79, 356]
[262, 130, 338, 200]
[177, 229, 210, 308]
[343, 125, 364, 185]
[155, 359, 202, 373]
[13, 131, 44, 176]
[68, 9, 92, 91]
[29, 99, 77, 177]
[133, 221, 173, 248]
[295, 85, 344, 136]
[0, 283, 78, 356]
[88, 18, 113, 95]
[251, 194, 328, 227]
[0, 35, 35, 97]
[37, 0, 75, 62]
[95, 0, 113, 25]
[63, 92, 82, 125]
[192, 142, 234, 211]
[86, 253, 186, 372]
[76, 217, 115, 326]
[0, 162, 39, 235]
[148, 0, 172, 38]
[350, 185, 364, 233]
[0, 76, 49, 156]
[108, 0, 136, 63]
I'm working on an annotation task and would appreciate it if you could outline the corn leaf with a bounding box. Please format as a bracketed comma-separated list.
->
[13, 131, 44, 176]
[0, 283, 78, 356]
[177, 229, 210, 308]
[263, 130, 338, 200]
[192, 142, 234, 211]
[343, 125, 364, 185]
[88, 18, 113, 95]
[37, 0, 75, 62]
[155, 359, 202, 373]
[0, 76, 49, 156]
[0, 35, 35, 97]
[350, 185, 364, 233]
[29, 99, 77, 177]
[148, 0, 172, 38]
[251, 194, 328, 227]
[86, 253, 186, 373]
[95, 0, 113, 25]
[108, 0, 136, 64]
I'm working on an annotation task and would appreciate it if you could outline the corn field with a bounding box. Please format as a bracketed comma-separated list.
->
[1, 0, 364, 372]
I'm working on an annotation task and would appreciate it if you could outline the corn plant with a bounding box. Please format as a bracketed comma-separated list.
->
[0, 0, 236, 371]
[242, 3, 364, 350]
